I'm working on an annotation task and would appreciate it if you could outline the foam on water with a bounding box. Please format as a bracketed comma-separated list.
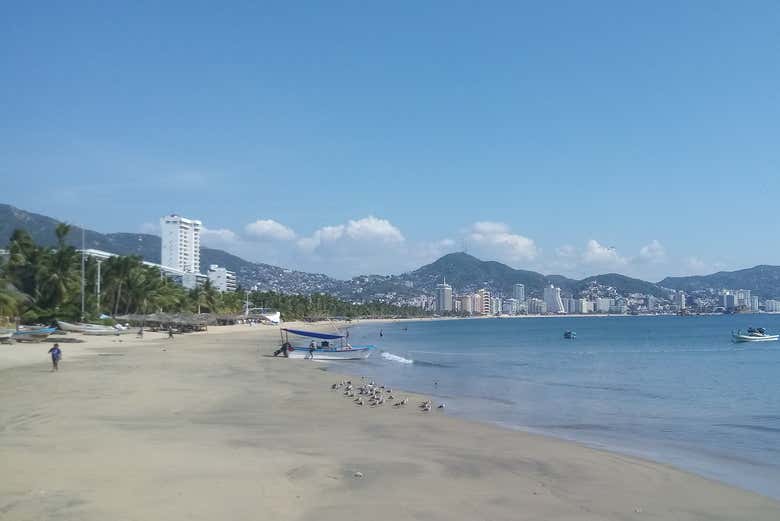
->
[381, 351, 414, 364]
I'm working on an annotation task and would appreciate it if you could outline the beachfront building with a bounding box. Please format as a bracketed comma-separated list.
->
[765, 300, 780, 312]
[543, 284, 565, 314]
[502, 298, 518, 315]
[735, 289, 751, 309]
[477, 289, 492, 315]
[527, 298, 547, 315]
[491, 297, 501, 315]
[207, 264, 237, 292]
[513, 283, 525, 302]
[436, 278, 453, 312]
[673, 291, 686, 310]
[596, 298, 612, 313]
[161, 214, 202, 274]
[751, 295, 760, 311]
[458, 295, 473, 314]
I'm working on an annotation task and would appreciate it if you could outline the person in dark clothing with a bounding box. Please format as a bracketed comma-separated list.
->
[48, 344, 62, 371]
[308, 340, 316, 360]
[168, 329, 174, 339]
[274, 342, 291, 357]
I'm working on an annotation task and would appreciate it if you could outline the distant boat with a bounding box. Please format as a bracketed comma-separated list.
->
[564, 330, 576, 339]
[13, 327, 57, 342]
[732, 327, 779, 343]
[57, 320, 124, 334]
[279, 328, 374, 360]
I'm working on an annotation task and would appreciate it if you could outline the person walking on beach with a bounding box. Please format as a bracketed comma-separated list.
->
[168, 328, 174, 339]
[308, 340, 316, 360]
[48, 343, 62, 371]
[137, 327, 144, 339]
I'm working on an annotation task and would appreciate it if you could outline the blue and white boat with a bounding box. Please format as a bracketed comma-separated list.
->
[13, 327, 57, 342]
[278, 328, 374, 360]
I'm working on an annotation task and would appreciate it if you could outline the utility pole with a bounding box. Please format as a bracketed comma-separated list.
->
[96, 259, 103, 315]
[81, 227, 86, 321]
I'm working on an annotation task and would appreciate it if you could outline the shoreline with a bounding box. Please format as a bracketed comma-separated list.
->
[1, 325, 778, 520]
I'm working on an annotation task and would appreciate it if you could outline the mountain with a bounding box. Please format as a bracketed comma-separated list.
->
[397, 252, 671, 298]
[4, 203, 775, 301]
[659, 266, 780, 299]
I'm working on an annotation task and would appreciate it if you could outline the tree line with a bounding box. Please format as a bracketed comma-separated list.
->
[0, 225, 428, 324]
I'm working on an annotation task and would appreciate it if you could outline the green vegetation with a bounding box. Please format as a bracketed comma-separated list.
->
[0, 225, 427, 324]
[246, 291, 428, 321]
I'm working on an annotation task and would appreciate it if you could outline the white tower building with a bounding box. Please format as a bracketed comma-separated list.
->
[160, 214, 202, 274]
[543, 284, 565, 314]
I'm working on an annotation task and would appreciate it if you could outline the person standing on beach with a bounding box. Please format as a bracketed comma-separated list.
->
[308, 340, 316, 360]
[48, 344, 62, 371]
[168, 328, 174, 339]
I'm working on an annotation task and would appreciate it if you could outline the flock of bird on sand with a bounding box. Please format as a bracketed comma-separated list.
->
[331, 377, 445, 412]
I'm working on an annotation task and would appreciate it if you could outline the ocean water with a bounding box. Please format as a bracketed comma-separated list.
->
[345, 315, 780, 499]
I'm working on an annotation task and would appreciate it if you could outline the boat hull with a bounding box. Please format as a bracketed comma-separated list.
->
[733, 334, 779, 343]
[286, 347, 373, 360]
[13, 328, 57, 342]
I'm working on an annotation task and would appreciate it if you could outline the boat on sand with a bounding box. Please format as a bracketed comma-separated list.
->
[277, 328, 374, 360]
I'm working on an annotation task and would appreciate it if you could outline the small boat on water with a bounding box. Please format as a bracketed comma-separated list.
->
[732, 327, 779, 343]
[564, 330, 576, 339]
[13, 327, 57, 342]
[277, 328, 374, 360]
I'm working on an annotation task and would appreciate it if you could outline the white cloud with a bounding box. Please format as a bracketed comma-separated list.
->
[581, 239, 628, 268]
[201, 226, 239, 244]
[245, 219, 296, 241]
[298, 216, 404, 253]
[466, 221, 538, 263]
[636, 240, 666, 264]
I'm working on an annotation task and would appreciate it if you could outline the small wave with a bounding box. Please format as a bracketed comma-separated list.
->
[381, 352, 414, 364]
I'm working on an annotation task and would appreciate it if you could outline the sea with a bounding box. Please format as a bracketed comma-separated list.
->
[344, 314, 780, 499]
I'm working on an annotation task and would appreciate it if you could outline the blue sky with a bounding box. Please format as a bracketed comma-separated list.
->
[2, 2, 779, 280]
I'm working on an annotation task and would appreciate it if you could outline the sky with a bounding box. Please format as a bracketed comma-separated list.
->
[2, 2, 779, 281]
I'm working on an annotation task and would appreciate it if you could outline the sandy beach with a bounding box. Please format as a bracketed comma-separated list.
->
[1, 325, 778, 520]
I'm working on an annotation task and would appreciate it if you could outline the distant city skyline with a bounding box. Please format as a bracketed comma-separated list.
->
[3, 3, 779, 279]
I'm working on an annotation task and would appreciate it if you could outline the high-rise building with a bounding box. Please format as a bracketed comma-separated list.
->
[207, 264, 237, 292]
[735, 289, 751, 309]
[751, 295, 760, 311]
[477, 289, 491, 315]
[459, 295, 473, 314]
[513, 283, 525, 302]
[543, 284, 565, 314]
[161, 214, 202, 274]
[502, 298, 518, 315]
[673, 291, 686, 309]
[596, 298, 612, 313]
[435, 278, 453, 312]
[527, 298, 547, 315]
[576, 298, 589, 314]
[765, 299, 780, 312]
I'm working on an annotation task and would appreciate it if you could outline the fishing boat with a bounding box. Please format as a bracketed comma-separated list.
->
[732, 327, 779, 343]
[13, 327, 57, 342]
[0, 329, 14, 344]
[278, 328, 374, 360]
[564, 330, 576, 339]
[57, 320, 126, 334]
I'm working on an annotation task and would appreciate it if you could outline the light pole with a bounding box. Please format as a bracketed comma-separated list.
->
[96, 259, 103, 315]
[80, 227, 85, 321]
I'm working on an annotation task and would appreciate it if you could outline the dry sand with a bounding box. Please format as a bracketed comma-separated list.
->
[1, 325, 778, 520]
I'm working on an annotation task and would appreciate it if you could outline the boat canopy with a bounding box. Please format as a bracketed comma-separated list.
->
[282, 328, 344, 340]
